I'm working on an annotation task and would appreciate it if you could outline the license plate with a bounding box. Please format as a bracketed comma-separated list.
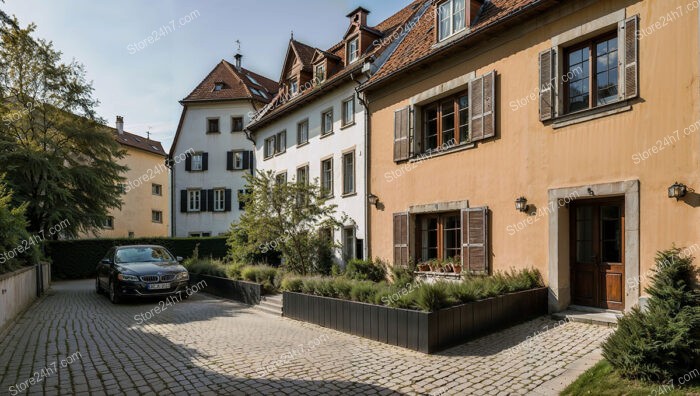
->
[148, 283, 170, 290]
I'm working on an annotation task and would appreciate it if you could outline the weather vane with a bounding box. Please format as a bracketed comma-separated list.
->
[235, 40, 241, 52]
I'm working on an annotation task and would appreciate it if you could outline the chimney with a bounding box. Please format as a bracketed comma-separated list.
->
[116, 116, 124, 135]
[234, 53, 242, 70]
[346, 7, 370, 27]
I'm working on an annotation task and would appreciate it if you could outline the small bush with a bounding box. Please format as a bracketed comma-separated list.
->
[280, 276, 304, 293]
[349, 281, 378, 303]
[225, 262, 246, 280]
[413, 283, 450, 312]
[345, 259, 386, 282]
[183, 258, 227, 277]
[331, 277, 354, 300]
[444, 282, 479, 304]
[602, 248, 700, 381]
[390, 265, 415, 286]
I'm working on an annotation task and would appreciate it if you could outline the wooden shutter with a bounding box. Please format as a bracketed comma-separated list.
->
[224, 189, 232, 212]
[393, 107, 410, 162]
[180, 190, 187, 213]
[226, 151, 233, 171]
[202, 153, 209, 171]
[468, 71, 496, 142]
[243, 151, 252, 170]
[185, 153, 192, 171]
[469, 76, 484, 141]
[393, 212, 409, 267]
[620, 15, 639, 100]
[539, 48, 556, 121]
[461, 207, 489, 274]
[200, 190, 209, 212]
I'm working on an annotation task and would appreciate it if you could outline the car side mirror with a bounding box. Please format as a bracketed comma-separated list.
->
[176, 256, 183, 262]
[101, 258, 112, 265]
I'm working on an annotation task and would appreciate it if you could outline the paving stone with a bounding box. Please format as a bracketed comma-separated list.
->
[0, 280, 613, 395]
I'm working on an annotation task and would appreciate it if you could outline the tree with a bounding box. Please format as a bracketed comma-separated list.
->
[0, 19, 127, 238]
[228, 171, 343, 275]
[0, 174, 38, 273]
[602, 248, 700, 381]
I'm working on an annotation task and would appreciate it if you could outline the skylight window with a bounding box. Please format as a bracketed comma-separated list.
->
[214, 82, 224, 91]
[246, 75, 261, 86]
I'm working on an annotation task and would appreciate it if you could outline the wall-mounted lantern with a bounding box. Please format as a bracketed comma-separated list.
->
[668, 182, 687, 201]
[368, 193, 379, 207]
[515, 197, 529, 213]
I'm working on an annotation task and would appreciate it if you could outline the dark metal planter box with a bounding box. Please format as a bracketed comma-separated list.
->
[189, 273, 261, 305]
[283, 287, 548, 353]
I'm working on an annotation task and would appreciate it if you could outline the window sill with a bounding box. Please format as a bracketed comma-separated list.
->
[274, 152, 286, 157]
[340, 121, 356, 130]
[187, 170, 206, 173]
[552, 100, 632, 129]
[187, 211, 201, 213]
[231, 130, 244, 133]
[205, 131, 221, 134]
[341, 192, 357, 198]
[405, 142, 476, 163]
[297, 141, 309, 148]
[263, 156, 273, 161]
[431, 27, 470, 50]
[320, 132, 334, 139]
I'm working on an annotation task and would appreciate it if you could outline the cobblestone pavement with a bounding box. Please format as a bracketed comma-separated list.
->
[0, 280, 613, 395]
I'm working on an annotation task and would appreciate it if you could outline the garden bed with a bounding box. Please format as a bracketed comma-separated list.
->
[189, 273, 261, 305]
[283, 286, 547, 353]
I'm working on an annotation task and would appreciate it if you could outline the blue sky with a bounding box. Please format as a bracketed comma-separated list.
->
[2, 0, 410, 150]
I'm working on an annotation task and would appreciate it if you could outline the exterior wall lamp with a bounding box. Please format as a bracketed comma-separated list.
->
[668, 182, 687, 200]
[515, 197, 529, 213]
[368, 193, 379, 207]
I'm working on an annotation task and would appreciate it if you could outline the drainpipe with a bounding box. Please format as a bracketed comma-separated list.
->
[166, 154, 175, 237]
[352, 71, 371, 261]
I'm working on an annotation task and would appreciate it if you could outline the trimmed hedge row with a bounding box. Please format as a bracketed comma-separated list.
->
[45, 237, 227, 279]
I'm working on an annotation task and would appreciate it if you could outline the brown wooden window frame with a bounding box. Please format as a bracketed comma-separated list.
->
[421, 91, 469, 153]
[414, 212, 461, 263]
[564, 31, 619, 114]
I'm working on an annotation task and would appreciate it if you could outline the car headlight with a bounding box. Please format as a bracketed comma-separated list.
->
[176, 271, 189, 281]
[117, 274, 139, 281]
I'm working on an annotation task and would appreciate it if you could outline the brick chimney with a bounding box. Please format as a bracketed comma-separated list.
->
[346, 6, 370, 27]
[116, 116, 124, 135]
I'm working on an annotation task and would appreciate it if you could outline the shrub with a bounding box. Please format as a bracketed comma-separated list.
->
[602, 248, 700, 381]
[345, 259, 386, 282]
[183, 258, 227, 277]
[331, 277, 354, 300]
[349, 281, 378, 303]
[390, 265, 415, 286]
[225, 262, 246, 280]
[413, 283, 450, 312]
[280, 276, 303, 293]
[444, 282, 479, 304]
[0, 177, 37, 274]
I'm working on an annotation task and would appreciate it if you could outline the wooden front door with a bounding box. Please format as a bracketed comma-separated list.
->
[570, 199, 625, 310]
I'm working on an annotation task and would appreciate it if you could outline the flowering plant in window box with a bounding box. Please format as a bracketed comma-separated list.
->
[428, 259, 443, 273]
[417, 262, 431, 272]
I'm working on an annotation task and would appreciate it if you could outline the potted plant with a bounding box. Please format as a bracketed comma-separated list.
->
[428, 259, 443, 272]
[441, 259, 453, 273]
[417, 261, 430, 272]
[451, 256, 462, 274]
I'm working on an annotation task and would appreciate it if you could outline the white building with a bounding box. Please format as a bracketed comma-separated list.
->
[247, 4, 423, 263]
[170, 55, 278, 237]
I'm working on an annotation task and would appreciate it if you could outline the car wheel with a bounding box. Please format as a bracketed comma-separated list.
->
[95, 276, 103, 294]
[109, 280, 121, 304]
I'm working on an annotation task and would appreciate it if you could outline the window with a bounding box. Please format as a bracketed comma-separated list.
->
[416, 212, 460, 262]
[213, 189, 225, 212]
[347, 37, 359, 64]
[188, 189, 201, 212]
[207, 118, 220, 133]
[151, 210, 163, 223]
[276, 130, 286, 154]
[214, 83, 223, 91]
[191, 153, 204, 171]
[422, 91, 468, 152]
[231, 116, 244, 132]
[264, 136, 276, 159]
[103, 216, 114, 229]
[296, 165, 308, 184]
[238, 189, 251, 211]
[290, 79, 299, 95]
[438, 0, 466, 41]
[275, 172, 287, 185]
[233, 151, 244, 170]
[315, 64, 326, 83]
[321, 158, 333, 197]
[119, 183, 127, 194]
[321, 109, 333, 135]
[565, 33, 618, 113]
[189, 232, 211, 237]
[343, 227, 355, 261]
[342, 96, 355, 127]
[320, 227, 333, 245]
[152, 184, 162, 196]
[342, 151, 355, 195]
[297, 119, 309, 145]
[128, 231, 135, 238]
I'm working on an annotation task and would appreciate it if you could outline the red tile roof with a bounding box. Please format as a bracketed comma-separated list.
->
[182, 60, 278, 103]
[366, 0, 553, 87]
[248, 0, 425, 130]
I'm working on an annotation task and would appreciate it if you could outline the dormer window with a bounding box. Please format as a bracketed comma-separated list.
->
[214, 82, 224, 91]
[290, 79, 299, 95]
[347, 37, 359, 64]
[315, 64, 326, 83]
[438, 0, 466, 41]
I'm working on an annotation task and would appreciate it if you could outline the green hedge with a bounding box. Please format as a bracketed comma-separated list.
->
[46, 237, 227, 279]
